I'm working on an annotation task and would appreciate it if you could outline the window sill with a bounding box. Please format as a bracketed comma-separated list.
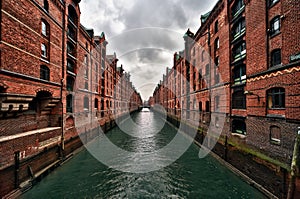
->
[231, 6, 245, 23]
[232, 54, 246, 64]
[231, 133, 246, 139]
[232, 31, 246, 44]
[270, 139, 281, 145]
[266, 114, 285, 119]
[67, 70, 76, 76]
[40, 58, 50, 64]
[269, 31, 281, 38]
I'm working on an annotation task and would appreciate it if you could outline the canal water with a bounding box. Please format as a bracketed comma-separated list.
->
[21, 109, 266, 198]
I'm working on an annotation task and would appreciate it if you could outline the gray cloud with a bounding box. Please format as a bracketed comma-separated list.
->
[80, 0, 217, 100]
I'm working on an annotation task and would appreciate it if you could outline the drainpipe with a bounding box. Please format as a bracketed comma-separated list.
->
[60, 4, 66, 153]
[227, 0, 231, 162]
[287, 127, 300, 199]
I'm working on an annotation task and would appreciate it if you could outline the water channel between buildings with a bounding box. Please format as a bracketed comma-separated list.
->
[21, 108, 266, 198]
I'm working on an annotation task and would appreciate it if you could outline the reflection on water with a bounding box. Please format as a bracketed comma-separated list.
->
[22, 109, 266, 198]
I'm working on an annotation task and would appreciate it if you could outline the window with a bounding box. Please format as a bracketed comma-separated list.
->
[205, 64, 210, 75]
[95, 98, 99, 109]
[67, 42, 75, 57]
[84, 55, 88, 65]
[215, 96, 220, 111]
[232, 90, 246, 109]
[67, 59, 75, 73]
[85, 67, 89, 79]
[40, 65, 50, 80]
[233, 41, 246, 60]
[232, 0, 245, 18]
[67, 25, 76, 41]
[84, 82, 88, 90]
[41, 43, 47, 58]
[198, 70, 202, 87]
[215, 37, 220, 51]
[270, 126, 281, 144]
[41, 20, 49, 37]
[84, 96, 89, 110]
[66, 95, 73, 113]
[267, 87, 285, 108]
[232, 17, 245, 39]
[67, 76, 74, 91]
[215, 70, 220, 84]
[270, 16, 280, 35]
[271, 49, 281, 67]
[205, 101, 210, 112]
[202, 51, 205, 61]
[215, 56, 219, 67]
[68, 5, 78, 25]
[233, 64, 246, 84]
[232, 119, 246, 135]
[44, 0, 49, 12]
[215, 20, 219, 33]
[199, 101, 202, 112]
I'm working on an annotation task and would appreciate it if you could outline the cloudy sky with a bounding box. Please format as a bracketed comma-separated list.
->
[80, 0, 218, 100]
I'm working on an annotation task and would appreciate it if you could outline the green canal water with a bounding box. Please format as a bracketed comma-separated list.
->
[21, 109, 266, 198]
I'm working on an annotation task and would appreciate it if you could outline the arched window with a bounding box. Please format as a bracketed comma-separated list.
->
[270, 16, 280, 35]
[43, 0, 49, 12]
[271, 49, 281, 67]
[68, 5, 78, 25]
[232, 119, 246, 135]
[270, 125, 281, 144]
[267, 87, 285, 108]
[232, 90, 246, 109]
[84, 96, 89, 110]
[269, 0, 279, 7]
[66, 94, 73, 113]
[40, 65, 50, 80]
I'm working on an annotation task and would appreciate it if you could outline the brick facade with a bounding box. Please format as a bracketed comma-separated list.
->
[0, 0, 142, 174]
[151, 0, 300, 190]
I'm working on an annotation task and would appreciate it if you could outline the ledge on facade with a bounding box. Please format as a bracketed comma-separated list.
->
[0, 127, 61, 143]
[266, 114, 285, 119]
[248, 60, 300, 79]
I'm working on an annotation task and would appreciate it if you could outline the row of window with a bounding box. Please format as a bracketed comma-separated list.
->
[232, 120, 281, 145]
[66, 96, 116, 113]
[231, 87, 285, 109]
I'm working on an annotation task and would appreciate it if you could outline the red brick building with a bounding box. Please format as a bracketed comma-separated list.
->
[152, 0, 300, 196]
[0, 0, 142, 195]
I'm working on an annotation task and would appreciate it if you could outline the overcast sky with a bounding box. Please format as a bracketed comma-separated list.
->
[80, 0, 218, 101]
